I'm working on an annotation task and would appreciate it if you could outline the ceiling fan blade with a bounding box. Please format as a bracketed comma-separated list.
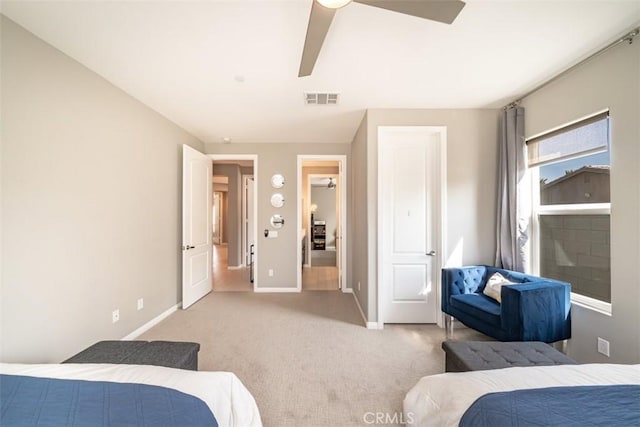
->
[353, 0, 465, 24]
[299, 1, 337, 77]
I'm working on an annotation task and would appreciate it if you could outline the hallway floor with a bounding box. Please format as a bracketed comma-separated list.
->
[302, 266, 339, 291]
[214, 244, 339, 291]
[212, 244, 252, 292]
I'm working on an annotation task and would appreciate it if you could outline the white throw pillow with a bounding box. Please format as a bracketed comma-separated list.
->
[482, 272, 515, 303]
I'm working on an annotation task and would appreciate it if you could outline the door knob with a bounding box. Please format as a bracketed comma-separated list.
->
[426, 250, 436, 256]
[183, 245, 195, 250]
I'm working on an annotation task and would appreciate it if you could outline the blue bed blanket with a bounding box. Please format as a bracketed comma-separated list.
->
[0, 374, 218, 426]
[460, 384, 640, 427]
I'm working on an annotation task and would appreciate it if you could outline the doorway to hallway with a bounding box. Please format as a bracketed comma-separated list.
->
[297, 156, 347, 292]
[211, 156, 257, 292]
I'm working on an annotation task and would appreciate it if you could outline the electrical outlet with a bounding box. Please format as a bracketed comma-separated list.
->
[268, 269, 274, 277]
[597, 337, 610, 357]
[112, 309, 120, 323]
[137, 298, 144, 311]
[597, 338, 610, 356]
[358, 281, 361, 291]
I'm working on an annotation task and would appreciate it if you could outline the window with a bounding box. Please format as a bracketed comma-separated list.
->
[528, 111, 611, 312]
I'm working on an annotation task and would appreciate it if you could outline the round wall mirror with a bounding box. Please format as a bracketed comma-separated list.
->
[271, 174, 285, 189]
[270, 193, 285, 208]
[270, 214, 284, 229]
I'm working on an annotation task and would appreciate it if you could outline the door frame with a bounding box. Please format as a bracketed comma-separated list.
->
[241, 174, 254, 267]
[209, 154, 259, 291]
[306, 173, 339, 267]
[297, 155, 348, 292]
[376, 126, 447, 328]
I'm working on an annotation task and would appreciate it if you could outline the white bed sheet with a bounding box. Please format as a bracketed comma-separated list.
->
[403, 363, 640, 427]
[1, 363, 262, 427]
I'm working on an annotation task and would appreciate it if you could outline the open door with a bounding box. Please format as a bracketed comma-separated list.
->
[182, 145, 212, 309]
[243, 176, 255, 266]
[336, 172, 342, 289]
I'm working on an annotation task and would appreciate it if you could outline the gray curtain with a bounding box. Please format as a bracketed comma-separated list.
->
[495, 107, 529, 272]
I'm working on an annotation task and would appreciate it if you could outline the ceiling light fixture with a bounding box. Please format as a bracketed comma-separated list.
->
[317, 0, 352, 9]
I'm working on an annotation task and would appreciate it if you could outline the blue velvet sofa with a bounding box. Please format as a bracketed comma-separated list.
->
[441, 266, 571, 343]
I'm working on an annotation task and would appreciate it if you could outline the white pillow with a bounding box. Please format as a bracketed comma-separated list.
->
[482, 272, 515, 303]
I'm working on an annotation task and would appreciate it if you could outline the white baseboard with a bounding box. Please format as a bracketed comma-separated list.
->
[121, 303, 181, 340]
[254, 287, 301, 293]
[342, 288, 353, 294]
[350, 291, 379, 329]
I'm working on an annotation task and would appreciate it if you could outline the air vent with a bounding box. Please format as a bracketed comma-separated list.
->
[305, 92, 339, 105]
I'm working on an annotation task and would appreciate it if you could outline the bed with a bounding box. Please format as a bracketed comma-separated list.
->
[403, 363, 640, 427]
[0, 363, 262, 426]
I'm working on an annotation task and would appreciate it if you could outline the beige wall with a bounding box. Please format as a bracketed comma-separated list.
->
[350, 115, 369, 313]
[520, 39, 640, 363]
[205, 143, 351, 288]
[351, 109, 500, 320]
[1, 17, 204, 363]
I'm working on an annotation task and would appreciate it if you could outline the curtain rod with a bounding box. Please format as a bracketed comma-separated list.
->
[503, 26, 639, 110]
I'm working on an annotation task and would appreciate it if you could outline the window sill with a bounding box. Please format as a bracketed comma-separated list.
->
[571, 292, 612, 316]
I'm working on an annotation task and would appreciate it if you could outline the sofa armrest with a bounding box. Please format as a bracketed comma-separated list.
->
[501, 280, 571, 343]
[441, 266, 488, 313]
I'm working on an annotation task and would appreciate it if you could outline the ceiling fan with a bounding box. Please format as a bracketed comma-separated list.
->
[299, 0, 466, 77]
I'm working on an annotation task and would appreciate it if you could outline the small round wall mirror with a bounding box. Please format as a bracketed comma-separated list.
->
[270, 193, 285, 208]
[271, 174, 285, 189]
[270, 214, 285, 229]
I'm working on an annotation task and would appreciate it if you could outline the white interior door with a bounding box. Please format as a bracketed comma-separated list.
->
[335, 174, 342, 288]
[244, 176, 255, 266]
[380, 132, 440, 323]
[182, 145, 212, 309]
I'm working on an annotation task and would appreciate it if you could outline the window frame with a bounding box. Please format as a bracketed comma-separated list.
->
[528, 110, 612, 316]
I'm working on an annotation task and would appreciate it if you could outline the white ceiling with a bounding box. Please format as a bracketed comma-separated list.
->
[2, 1, 639, 144]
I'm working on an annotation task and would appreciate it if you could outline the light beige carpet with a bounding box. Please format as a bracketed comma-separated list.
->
[138, 291, 486, 426]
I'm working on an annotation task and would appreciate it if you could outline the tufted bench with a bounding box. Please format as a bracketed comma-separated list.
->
[63, 340, 200, 371]
[442, 340, 576, 372]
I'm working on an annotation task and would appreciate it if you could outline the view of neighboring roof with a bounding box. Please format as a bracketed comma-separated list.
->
[543, 165, 610, 188]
